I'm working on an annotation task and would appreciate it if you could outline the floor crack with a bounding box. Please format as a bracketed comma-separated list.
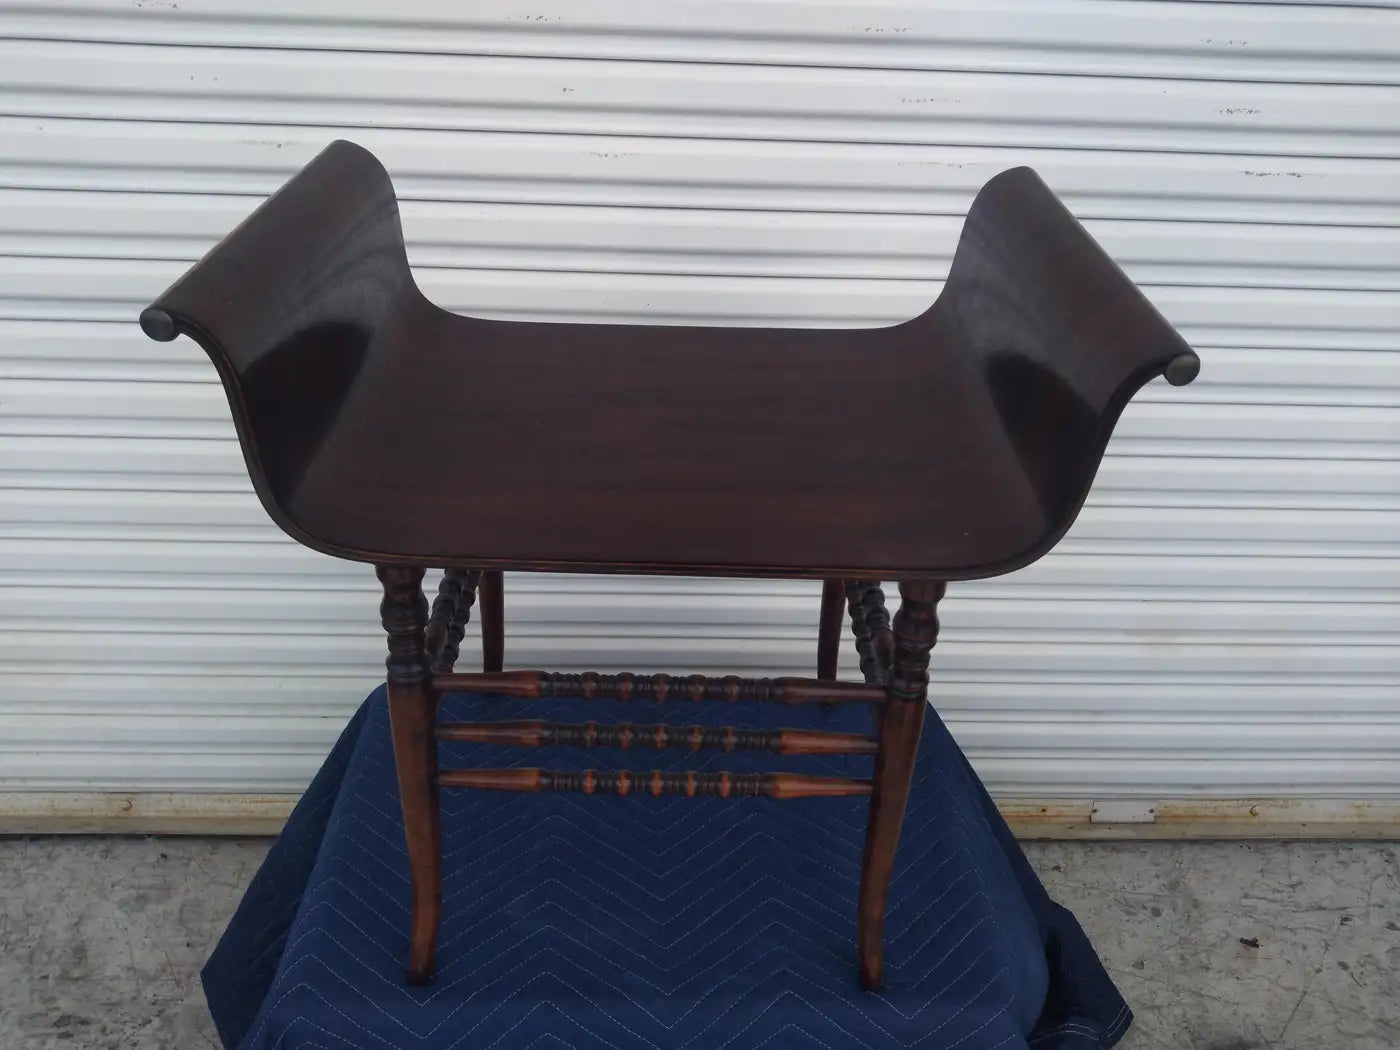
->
[1277, 940, 1331, 1045]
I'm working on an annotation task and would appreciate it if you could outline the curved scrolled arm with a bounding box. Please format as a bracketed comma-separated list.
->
[938, 166, 1198, 396]
[908, 167, 1200, 567]
[140, 141, 416, 534]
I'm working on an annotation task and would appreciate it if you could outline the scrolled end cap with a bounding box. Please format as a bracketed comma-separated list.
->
[139, 306, 178, 342]
[1164, 352, 1200, 387]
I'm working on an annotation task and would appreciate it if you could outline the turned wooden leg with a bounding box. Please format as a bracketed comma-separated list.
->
[377, 564, 441, 985]
[845, 580, 894, 685]
[817, 578, 846, 681]
[478, 570, 504, 673]
[426, 568, 481, 675]
[857, 579, 945, 991]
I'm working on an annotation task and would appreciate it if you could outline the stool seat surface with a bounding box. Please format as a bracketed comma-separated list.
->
[142, 141, 1197, 579]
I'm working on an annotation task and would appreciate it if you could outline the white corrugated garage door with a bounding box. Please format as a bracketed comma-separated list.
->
[1, 0, 1397, 805]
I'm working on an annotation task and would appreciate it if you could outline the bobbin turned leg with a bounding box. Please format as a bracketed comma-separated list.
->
[425, 568, 481, 674]
[817, 578, 846, 681]
[857, 580, 945, 991]
[377, 564, 441, 984]
[845, 580, 894, 685]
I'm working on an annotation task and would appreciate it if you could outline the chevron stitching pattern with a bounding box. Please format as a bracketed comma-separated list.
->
[208, 687, 1129, 1050]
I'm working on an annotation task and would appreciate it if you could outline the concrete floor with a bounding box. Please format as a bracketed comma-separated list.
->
[0, 837, 1395, 1050]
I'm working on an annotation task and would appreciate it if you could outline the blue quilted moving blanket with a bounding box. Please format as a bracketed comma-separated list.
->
[204, 687, 1130, 1049]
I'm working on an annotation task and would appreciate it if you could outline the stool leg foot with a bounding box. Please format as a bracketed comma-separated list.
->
[479, 570, 505, 673]
[378, 565, 442, 984]
[857, 580, 944, 991]
[817, 578, 845, 681]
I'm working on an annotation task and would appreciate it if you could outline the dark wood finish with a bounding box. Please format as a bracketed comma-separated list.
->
[376, 564, 440, 985]
[439, 767, 872, 799]
[857, 580, 946, 992]
[432, 669, 887, 705]
[845, 581, 894, 685]
[425, 568, 481, 675]
[817, 578, 846, 680]
[477, 570, 504, 673]
[436, 719, 877, 756]
[460, 571, 836, 698]
[140, 142, 1200, 990]
[864, 586, 894, 680]
[845, 582, 877, 683]
[141, 140, 1197, 581]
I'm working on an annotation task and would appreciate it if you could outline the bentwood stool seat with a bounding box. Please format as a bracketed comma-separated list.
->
[141, 140, 1199, 992]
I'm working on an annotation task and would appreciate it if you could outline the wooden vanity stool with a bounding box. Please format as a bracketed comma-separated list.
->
[140, 141, 1199, 991]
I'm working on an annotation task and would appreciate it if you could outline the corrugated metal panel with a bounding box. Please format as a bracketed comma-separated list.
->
[1, 0, 1397, 797]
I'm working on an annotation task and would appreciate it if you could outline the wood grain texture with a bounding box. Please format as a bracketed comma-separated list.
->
[432, 670, 886, 705]
[141, 140, 1198, 581]
[439, 768, 872, 799]
[436, 719, 878, 756]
